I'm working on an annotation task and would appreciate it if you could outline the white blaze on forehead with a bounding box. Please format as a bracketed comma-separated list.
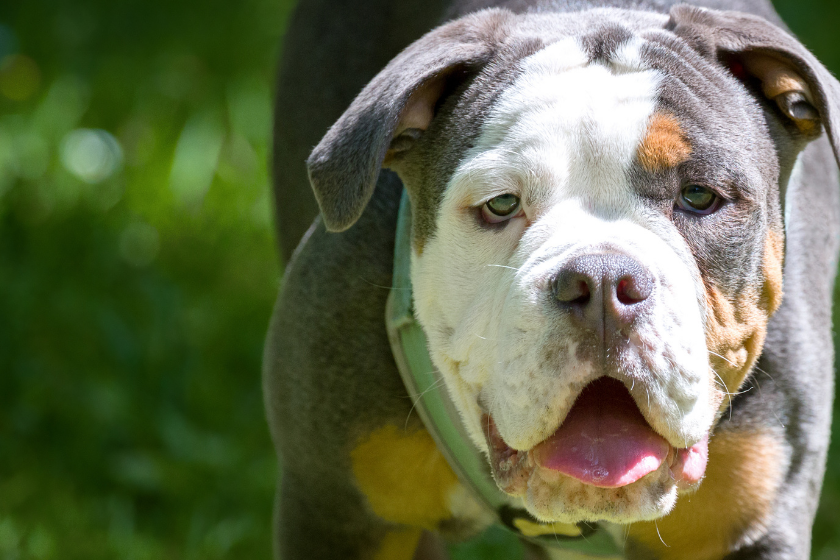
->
[463, 36, 659, 212]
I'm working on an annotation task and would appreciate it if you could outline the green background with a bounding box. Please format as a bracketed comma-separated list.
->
[0, 0, 838, 558]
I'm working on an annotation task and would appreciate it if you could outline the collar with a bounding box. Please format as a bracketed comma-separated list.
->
[385, 191, 622, 557]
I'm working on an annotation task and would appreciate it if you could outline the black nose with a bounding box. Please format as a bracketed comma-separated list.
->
[552, 253, 653, 336]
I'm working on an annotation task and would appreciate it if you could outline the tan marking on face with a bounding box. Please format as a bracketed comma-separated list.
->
[350, 424, 461, 530]
[627, 428, 784, 560]
[704, 231, 783, 403]
[637, 113, 692, 172]
[704, 283, 765, 400]
[762, 230, 784, 314]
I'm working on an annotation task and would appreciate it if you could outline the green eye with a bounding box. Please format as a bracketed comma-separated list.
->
[678, 185, 720, 214]
[486, 194, 520, 217]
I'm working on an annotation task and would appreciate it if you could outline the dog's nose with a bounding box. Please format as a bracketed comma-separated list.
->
[552, 253, 653, 335]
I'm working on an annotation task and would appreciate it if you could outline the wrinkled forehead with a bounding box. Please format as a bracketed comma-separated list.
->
[469, 34, 659, 210]
[450, 13, 775, 210]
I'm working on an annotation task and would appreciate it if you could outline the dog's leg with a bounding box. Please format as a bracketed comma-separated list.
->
[274, 469, 431, 560]
[272, 462, 454, 560]
[263, 167, 470, 558]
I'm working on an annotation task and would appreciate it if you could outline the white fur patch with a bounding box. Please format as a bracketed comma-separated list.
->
[412, 33, 714, 522]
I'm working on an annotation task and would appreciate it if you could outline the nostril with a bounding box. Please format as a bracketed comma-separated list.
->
[552, 253, 653, 334]
[616, 276, 650, 305]
[571, 281, 590, 305]
[554, 272, 592, 306]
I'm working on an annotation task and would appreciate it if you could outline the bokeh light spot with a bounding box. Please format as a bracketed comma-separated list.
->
[60, 128, 123, 184]
[0, 54, 41, 101]
[169, 114, 224, 206]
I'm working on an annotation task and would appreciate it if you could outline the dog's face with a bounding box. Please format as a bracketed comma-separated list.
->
[308, 6, 840, 525]
[408, 26, 785, 523]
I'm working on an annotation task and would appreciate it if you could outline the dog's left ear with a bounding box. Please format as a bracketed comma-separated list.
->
[668, 5, 840, 168]
[307, 10, 514, 232]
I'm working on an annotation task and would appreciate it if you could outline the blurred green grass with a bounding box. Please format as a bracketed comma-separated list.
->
[0, 0, 839, 559]
[0, 0, 288, 557]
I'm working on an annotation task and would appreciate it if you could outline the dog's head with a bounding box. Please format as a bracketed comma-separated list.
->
[307, 6, 840, 523]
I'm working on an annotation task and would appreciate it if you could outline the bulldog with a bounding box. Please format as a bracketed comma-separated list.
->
[264, 0, 840, 558]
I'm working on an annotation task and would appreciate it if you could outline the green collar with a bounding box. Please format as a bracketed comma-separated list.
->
[385, 192, 621, 557]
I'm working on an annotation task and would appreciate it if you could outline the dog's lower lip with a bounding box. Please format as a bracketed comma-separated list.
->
[483, 415, 531, 495]
[668, 434, 709, 487]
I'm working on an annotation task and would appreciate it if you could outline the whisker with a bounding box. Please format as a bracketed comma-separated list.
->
[706, 350, 736, 367]
[708, 349, 775, 381]
[706, 352, 758, 398]
[486, 264, 521, 272]
[577, 524, 593, 546]
[358, 276, 404, 290]
[473, 332, 501, 342]
[751, 374, 786, 428]
[404, 374, 447, 428]
[709, 367, 750, 397]
[751, 363, 776, 381]
[654, 520, 669, 548]
[709, 366, 734, 420]
[707, 351, 765, 421]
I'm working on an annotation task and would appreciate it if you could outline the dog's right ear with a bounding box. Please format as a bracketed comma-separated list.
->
[667, 5, 840, 170]
[306, 9, 513, 232]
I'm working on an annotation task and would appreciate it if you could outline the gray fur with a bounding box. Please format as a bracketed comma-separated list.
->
[265, 1, 840, 558]
[306, 10, 514, 233]
[666, 5, 840, 169]
[272, 0, 449, 259]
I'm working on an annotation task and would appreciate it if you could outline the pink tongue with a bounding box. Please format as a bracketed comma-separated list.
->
[532, 378, 670, 488]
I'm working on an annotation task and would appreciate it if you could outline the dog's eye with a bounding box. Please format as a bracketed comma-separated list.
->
[482, 194, 522, 224]
[677, 185, 721, 215]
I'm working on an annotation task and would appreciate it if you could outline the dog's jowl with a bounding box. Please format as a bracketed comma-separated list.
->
[265, 1, 840, 558]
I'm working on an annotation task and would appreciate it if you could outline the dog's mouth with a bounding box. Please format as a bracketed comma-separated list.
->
[483, 377, 709, 496]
